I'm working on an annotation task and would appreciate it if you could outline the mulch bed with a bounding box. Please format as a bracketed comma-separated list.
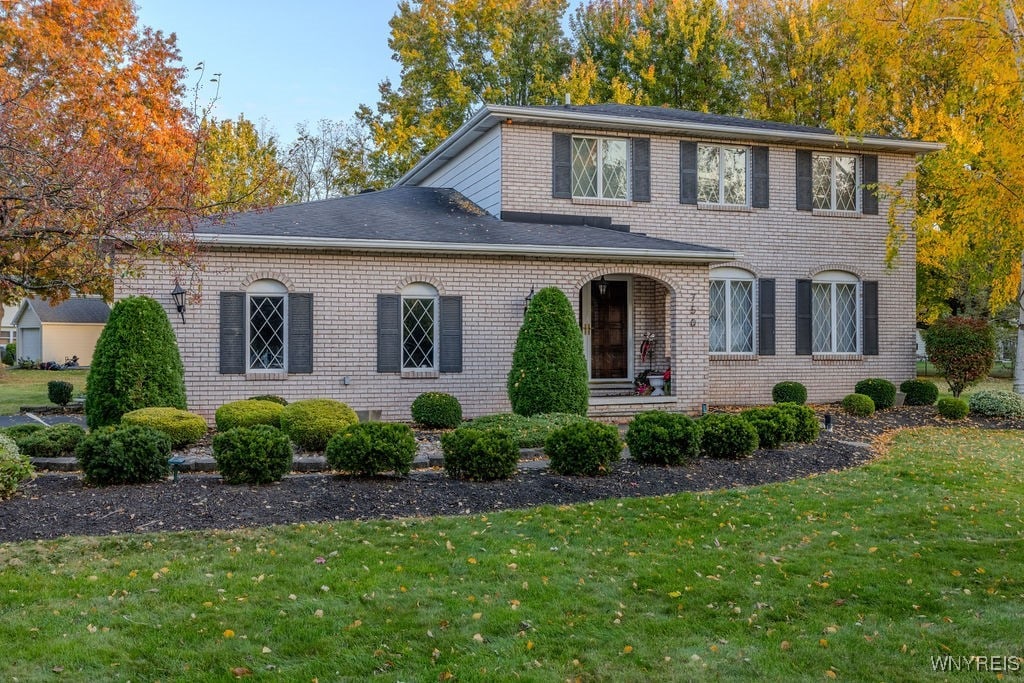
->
[1, 406, 1020, 543]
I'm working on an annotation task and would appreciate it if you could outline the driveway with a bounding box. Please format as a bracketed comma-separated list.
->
[0, 413, 86, 428]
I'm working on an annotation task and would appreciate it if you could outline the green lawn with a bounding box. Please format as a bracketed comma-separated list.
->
[1, 427, 1021, 680]
[0, 368, 89, 414]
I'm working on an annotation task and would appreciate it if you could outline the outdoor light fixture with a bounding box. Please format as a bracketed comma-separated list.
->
[171, 282, 187, 324]
[523, 287, 535, 315]
[597, 276, 608, 297]
[824, 413, 833, 431]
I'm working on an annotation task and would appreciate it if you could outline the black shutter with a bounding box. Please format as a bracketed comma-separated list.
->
[796, 150, 813, 211]
[552, 133, 572, 198]
[758, 278, 776, 356]
[287, 293, 313, 373]
[861, 154, 879, 215]
[377, 294, 401, 372]
[631, 137, 651, 202]
[439, 296, 463, 373]
[219, 292, 245, 374]
[795, 279, 813, 355]
[679, 140, 697, 204]
[862, 281, 879, 355]
[751, 146, 770, 208]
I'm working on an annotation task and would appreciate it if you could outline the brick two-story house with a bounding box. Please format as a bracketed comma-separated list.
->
[119, 104, 941, 420]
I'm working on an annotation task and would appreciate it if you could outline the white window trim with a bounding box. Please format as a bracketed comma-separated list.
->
[401, 283, 439, 372]
[572, 135, 630, 201]
[812, 271, 860, 355]
[697, 144, 750, 208]
[245, 282, 288, 374]
[710, 268, 756, 355]
[812, 152, 860, 213]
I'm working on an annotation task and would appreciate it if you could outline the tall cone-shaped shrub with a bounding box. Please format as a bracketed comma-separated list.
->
[507, 287, 588, 416]
[86, 296, 187, 429]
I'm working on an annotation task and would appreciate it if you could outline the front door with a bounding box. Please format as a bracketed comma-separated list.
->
[589, 279, 629, 379]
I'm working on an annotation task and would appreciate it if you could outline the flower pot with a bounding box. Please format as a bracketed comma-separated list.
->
[648, 376, 665, 397]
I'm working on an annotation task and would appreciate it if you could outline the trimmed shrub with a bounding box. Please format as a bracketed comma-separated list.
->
[841, 393, 875, 417]
[85, 296, 186, 428]
[937, 397, 969, 420]
[507, 287, 588, 417]
[410, 392, 463, 429]
[772, 381, 807, 405]
[326, 422, 418, 476]
[854, 378, 897, 410]
[16, 423, 85, 458]
[698, 413, 759, 459]
[1, 424, 44, 441]
[280, 399, 358, 451]
[1, 342, 15, 366]
[76, 425, 171, 485]
[545, 421, 621, 476]
[122, 407, 208, 449]
[0, 433, 34, 499]
[47, 380, 73, 407]
[967, 390, 1024, 418]
[900, 379, 939, 406]
[924, 317, 996, 397]
[775, 403, 820, 443]
[740, 406, 797, 450]
[467, 412, 589, 448]
[248, 394, 288, 405]
[441, 427, 519, 481]
[216, 399, 285, 432]
[212, 425, 293, 485]
[625, 411, 701, 465]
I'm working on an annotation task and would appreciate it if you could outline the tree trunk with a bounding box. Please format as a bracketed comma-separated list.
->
[1015, 255, 1024, 394]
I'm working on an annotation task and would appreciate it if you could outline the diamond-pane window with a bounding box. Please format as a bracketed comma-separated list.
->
[709, 272, 755, 354]
[697, 144, 748, 206]
[835, 283, 858, 352]
[834, 156, 857, 211]
[697, 145, 720, 203]
[249, 295, 285, 370]
[402, 297, 436, 370]
[572, 137, 598, 198]
[812, 276, 859, 354]
[572, 136, 628, 199]
[811, 283, 833, 353]
[813, 153, 858, 211]
[709, 280, 727, 352]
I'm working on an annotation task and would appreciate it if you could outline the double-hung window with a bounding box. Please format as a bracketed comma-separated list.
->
[812, 153, 858, 211]
[402, 283, 438, 371]
[572, 136, 629, 200]
[709, 268, 755, 354]
[811, 272, 859, 354]
[698, 145, 748, 206]
[247, 279, 287, 371]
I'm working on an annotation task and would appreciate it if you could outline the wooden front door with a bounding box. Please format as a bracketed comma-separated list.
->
[590, 279, 629, 379]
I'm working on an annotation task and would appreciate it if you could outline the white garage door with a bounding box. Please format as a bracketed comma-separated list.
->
[19, 327, 41, 362]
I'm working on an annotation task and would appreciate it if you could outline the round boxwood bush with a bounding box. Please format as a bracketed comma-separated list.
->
[772, 381, 807, 405]
[441, 427, 519, 481]
[122, 407, 208, 449]
[0, 433, 34, 500]
[213, 425, 293, 485]
[16, 423, 85, 459]
[854, 378, 897, 410]
[48, 380, 74, 407]
[507, 287, 588, 417]
[410, 392, 463, 429]
[739, 406, 798, 450]
[625, 411, 701, 465]
[937, 397, 969, 419]
[545, 420, 621, 476]
[76, 424, 172, 485]
[699, 413, 759, 459]
[775, 403, 820, 443]
[215, 399, 285, 432]
[248, 394, 288, 405]
[280, 399, 359, 451]
[85, 296, 187, 429]
[841, 393, 875, 417]
[900, 379, 939, 406]
[326, 422, 418, 476]
[966, 390, 1024, 418]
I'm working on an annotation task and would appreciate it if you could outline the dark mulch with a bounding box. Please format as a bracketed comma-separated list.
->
[1, 406, 1020, 543]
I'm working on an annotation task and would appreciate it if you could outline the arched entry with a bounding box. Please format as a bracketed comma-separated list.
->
[582, 275, 633, 381]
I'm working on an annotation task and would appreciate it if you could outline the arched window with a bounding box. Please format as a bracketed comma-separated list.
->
[710, 267, 755, 354]
[402, 282, 438, 370]
[812, 271, 859, 354]
[247, 279, 287, 371]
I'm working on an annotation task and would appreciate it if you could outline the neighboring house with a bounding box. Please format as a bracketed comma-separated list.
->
[1, 303, 17, 345]
[12, 297, 110, 366]
[118, 104, 941, 421]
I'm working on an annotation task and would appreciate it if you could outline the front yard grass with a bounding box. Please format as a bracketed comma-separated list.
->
[0, 368, 89, 415]
[1, 427, 1022, 680]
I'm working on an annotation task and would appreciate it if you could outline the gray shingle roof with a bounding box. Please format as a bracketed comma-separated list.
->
[22, 297, 110, 324]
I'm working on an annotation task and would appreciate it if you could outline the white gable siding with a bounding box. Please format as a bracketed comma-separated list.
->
[421, 126, 502, 215]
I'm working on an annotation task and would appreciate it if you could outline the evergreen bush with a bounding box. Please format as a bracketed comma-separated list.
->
[937, 397, 969, 419]
[544, 420, 621, 476]
[215, 399, 285, 431]
[854, 378, 897, 410]
[924, 317, 996, 397]
[248, 394, 288, 405]
[841, 393, 875, 417]
[16, 423, 85, 459]
[772, 381, 807, 405]
[739, 406, 798, 449]
[280, 399, 358, 451]
[507, 287, 588, 417]
[698, 413, 760, 458]
[85, 296, 186, 428]
[410, 392, 463, 429]
[325, 422, 418, 476]
[212, 425, 293, 485]
[47, 380, 73, 407]
[776, 403, 820, 443]
[1, 424, 44, 441]
[967, 390, 1024, 418]
[625, 411, 701, 465]
[1, 342, 15, 366]
[900, 379, 939, 406]
[76, 424, 171, 485]
[0, 433, 34, 499]
[441, 427, 519, 481]
[121, 407, 208, 449]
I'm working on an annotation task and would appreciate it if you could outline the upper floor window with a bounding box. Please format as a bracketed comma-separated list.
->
[812, 271, 859, 354]
[572, 136, 629, 200]
[247, 279, 287, 371]
[698, 145, 748, 206]
[812, 153, 858, 211]
[402, 282, 438, 371]
[710, 268, 755, 354]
